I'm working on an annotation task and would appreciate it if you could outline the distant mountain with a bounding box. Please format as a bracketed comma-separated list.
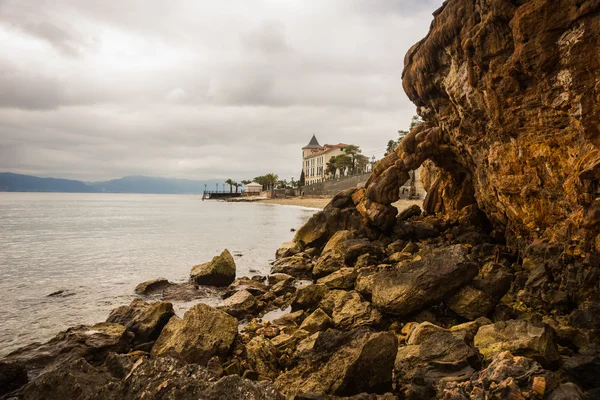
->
[0, 173, 95, 193]
[0, 173, 225, 194]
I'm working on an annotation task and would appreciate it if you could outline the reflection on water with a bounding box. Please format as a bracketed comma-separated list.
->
[0, 193, 315, 356]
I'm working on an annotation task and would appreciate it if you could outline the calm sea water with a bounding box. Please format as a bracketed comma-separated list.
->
[0, 193, 316, 356]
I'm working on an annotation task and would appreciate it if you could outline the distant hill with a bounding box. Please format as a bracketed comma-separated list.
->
[0, 173, 224, 194]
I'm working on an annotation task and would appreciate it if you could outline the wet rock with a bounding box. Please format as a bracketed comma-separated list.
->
[394, 322, 477, 397]
[474, 320, 560, 367]
[293, 211, 329, 248]
[245, 336, 279, 380]
[292, 284, 329, 312]
[299, 308, 333, 334]
[372, 245, 479, 316]
[152, 303, 237, 365]
[217, 290, 257, 319]
[0, 360, 28, 397]
[134, 278, 170, 295]
[6, 323, 131, 371]
[226, 277, 268, 297]
[106, 299, 174, 344]
[317, 268, 357, 290]
[320, 290, 382, 330]
[271, 254, 313, 279]
[276, 241, 302, 259]
[190, 249, 236, 287]
[275, 328, 397, 397]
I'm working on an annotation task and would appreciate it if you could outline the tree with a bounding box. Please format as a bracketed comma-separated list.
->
[410, 115, 422, 130]
[225, 178, 234, 193]
[385, 140, 397, 156]
[233, 182, 240, 193]
[355, 154, 370, 174]
[299, 170, 305, 186]
[342, 145, 361, 173]
[326, 156, 338, 178]
[264, 173, 279, 190]
[334, 154, 353, 176]
[241, 179, 252, 185]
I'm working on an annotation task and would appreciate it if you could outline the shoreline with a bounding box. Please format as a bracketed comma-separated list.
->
[224, 196, 423, 211]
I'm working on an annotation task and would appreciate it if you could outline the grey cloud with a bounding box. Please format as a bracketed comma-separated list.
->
[0, 0, 444, 181]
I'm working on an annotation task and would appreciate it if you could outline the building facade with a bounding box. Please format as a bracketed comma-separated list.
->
[302, 135, 348, 186]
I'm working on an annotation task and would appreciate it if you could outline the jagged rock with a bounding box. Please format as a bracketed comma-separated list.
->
[313, 253, 346, 278]
[317, 268, 357, 290]
[5, 323, 131, 371]
[293, 211, 329, 248]
[106, 299, 174, 344]
[276, 241, 302, 259]
[563, 354, 600, 391]
[217, 290, 257, 319]
[245, 336, 279, 380]
[268, 273, 294, 285]
[355, 267, 378, 299]
[394, 322, 477, 397]
[275, 328, 397, 397]
[299, 308, 333, 334]
[271, 254, 313, 279]
[190, 249, 236, 286]
[386, 251, 412, 264]
[397, 204, 421, 221]
[319, 290, 382, 330]
[569, 302, 600, 330]
[0, 360, 28, 397]
[440, 351, 547, 400]
[445, 285, 496, 320]
[474, 320, 560, 367]
[269, 275, 297, 296]
[103, 351, 147, 379]
[226, 277, 268, 297]
[449, 317, 493, 343]
[322, 230, 356, 255]
[292, 284, 329, 312]
[151, 303, 237, 365]
[134, 278, 170, 295]
[372, 245, 479, 316]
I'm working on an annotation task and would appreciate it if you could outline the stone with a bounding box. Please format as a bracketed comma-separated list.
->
[291, 284, 329, 312]
[5, 323, 131, 371]
[449, 317, 493, 342]
[269, 276, 296, 296]
[151, 303, 237, 365]
[372, 245, 479, 316]
[320, 290, 382, 330]
[276, 241, 302, 259]
[293, 211, 328, 247]
[569, 301, 600, 330]
[299, 308, 333, 333]
[275, 328, 397, 397]
[317, 268, 357, 290]
[103, 351, 147, 379]
[547, 383, 584, 400]
[394, 322, 477, 396]
[245, 336, 279, 380]
[397, 204, 421, 221]
[190, 249, 236, 286]
[445, 285, 496, 320]
[321, 230, 355, 255]
[474, 320, 560, 367]
[134, 278, 170, 295]
[217, 290, 257, 319]
[225, 277, 268, 297]
[0, 360, 28, 397]
[106, 299, 174, 343]
[563, 354, 600, 390]
[355, 267, 378, 299]
[313, 253, 346, 278]
[268, 273, 294, 285]
[270, 254, 313, 279]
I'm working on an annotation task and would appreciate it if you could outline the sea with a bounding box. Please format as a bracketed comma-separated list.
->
[0, 193, 316, 356]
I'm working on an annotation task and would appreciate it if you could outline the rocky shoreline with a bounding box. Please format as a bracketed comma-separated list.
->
[1, 188, 599, 399]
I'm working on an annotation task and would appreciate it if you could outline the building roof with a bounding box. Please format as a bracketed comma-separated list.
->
[303, 143, 349, 159]
[302, 134, 322, 149]
[246, 182, 262, 187]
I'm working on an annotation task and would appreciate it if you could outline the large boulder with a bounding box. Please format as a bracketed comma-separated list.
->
[394, 322, 478, 398]
[106, 299, 174, 344]
[474, 320, 560, 367]
[299, 308, 333, 334]
[270, 254, 313, 279]
[217, 290, 257, 319]
[245, 336, 279, 380]
[134, 278, 170, 295]
[0, 360, 28, 397]
[275, 328, 397, 397]
[372, 245, 479, 316]
[191, 249, 236, 286]
[275, 241, 302, 259]
[317, 267, 357, 290]
[151, 303, 237, 365]
[319, 290, 382, 330]
[5, 323, 131, 371]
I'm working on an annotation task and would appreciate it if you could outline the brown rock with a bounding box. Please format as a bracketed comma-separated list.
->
[190, 249, 236, 286]
[317, 267, 357, 290]
[106, 299, 174, 343]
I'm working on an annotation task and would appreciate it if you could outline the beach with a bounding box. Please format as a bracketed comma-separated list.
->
[229, 196, 423, 211]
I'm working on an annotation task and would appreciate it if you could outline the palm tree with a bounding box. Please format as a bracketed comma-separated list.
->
[233, 182, 240, 193]
[225, 179, 234, 193]
[264, 173, 279, 191]
[241, 179, 252, 185]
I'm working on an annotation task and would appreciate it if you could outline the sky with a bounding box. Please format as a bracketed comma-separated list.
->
[0, 0, 443, 182]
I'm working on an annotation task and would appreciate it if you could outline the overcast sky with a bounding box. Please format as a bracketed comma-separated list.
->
[0, 0, 443, 181]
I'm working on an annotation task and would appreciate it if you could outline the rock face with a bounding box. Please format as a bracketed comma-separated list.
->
[0, 360, 28, 396]
[151, 303, 237, 365]
[372, 245, 479, 316]
[191, 249, 236, 286]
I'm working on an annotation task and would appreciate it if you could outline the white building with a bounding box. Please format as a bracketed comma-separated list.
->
[245, 182, 262, 194]
[302, 135, 348, 186]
